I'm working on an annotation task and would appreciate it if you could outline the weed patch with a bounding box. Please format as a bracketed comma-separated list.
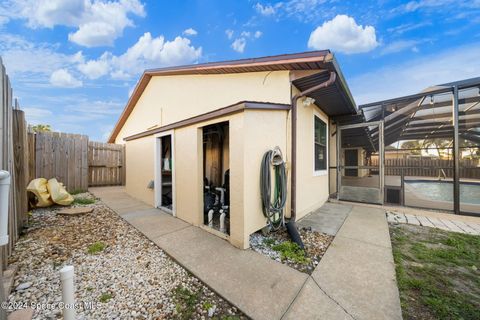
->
[272, 241, 310, 265]
[73, 197, 95, 205]
[99, 293, 112, 303]
[173, 286, 199, 320]
[87, 242, 106, 254]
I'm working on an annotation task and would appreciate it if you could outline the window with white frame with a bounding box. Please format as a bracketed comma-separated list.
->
[314, 115, 327, 172]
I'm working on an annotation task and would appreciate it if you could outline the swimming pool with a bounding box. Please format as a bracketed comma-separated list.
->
[406, 180, 480, 204]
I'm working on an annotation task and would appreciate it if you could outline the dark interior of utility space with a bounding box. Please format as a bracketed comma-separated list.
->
[160, 134, 173, 211]
[203, 122, 230, 235]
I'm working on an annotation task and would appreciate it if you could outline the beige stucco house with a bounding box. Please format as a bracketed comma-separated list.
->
[108, 51, 357, 249]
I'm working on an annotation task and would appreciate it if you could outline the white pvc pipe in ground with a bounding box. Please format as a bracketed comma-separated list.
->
[60, 265, 75, 320]
[0, 170, 10, 246]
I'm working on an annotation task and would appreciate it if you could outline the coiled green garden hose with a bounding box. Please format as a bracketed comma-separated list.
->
[260, 147, 287, 230]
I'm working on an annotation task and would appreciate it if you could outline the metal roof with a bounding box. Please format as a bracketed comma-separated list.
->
[336, 77, 480, 150]
[108, 50, 357, 143]
[292, 68, 357, 116]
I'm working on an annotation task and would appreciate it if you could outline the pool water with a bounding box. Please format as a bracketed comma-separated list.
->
[406, 181, 480, 204]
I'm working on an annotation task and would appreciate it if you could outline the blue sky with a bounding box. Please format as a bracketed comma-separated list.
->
[0, 0, 479, 141]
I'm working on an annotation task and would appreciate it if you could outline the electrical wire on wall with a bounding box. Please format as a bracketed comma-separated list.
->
[260, 146, 287, 230]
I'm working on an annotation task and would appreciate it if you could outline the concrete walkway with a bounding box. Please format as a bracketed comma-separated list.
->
[90, 187, 402, 320]
[387, 211, 480, 235]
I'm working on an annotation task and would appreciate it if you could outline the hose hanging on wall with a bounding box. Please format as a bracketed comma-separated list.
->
[260, 147, 287, 230]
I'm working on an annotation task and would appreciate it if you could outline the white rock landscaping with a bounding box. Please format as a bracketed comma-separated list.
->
[6, 193, 245, 319]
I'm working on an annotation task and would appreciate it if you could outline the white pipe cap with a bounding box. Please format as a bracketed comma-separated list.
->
[60, 265, 75, 280]
[0, 170, 10, 183]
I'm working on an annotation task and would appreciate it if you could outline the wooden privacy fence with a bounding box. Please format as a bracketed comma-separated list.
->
[372, 158, 480, 179]
[1, 57, 31, 314]
[34, 132, 89, 191]
[31, 132, 125, 191]
[88, 142, 125, 186]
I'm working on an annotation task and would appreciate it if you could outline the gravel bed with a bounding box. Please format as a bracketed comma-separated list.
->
[250, 227, 333, 274]
[7, 194, 246, 319]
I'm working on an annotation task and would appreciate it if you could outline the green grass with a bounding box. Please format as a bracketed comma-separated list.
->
[173, 286, 200, 320]
[272, 241, 310, 265]
[69, 189, 86, 195]
[262, 238, 276, 247]
[202, 301, 213, 311]
[391, 224, 480, 320]
[99, 293, 112, 303]
[87, 241, 106, 254]
[73, 197, 96, 205]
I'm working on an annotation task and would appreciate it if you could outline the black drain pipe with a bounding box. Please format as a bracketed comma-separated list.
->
[287, 71, 337, 247]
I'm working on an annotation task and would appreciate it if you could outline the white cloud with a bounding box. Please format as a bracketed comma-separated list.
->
[308, 15, 378, 54]
[78, 52, 110, 79]
[254, 30, 263, 38]
[4, 0, 146, 47]
[49, 69, 83, 88]
[225, 29, 234, 39]
[183, 28, 198, 36]
[0, 34, 83, 78]
[22, 107, 53, 124]
[80, 32, 202, 80]
[254, 0, 331, 22]
[231, 38, 246, 53]
[350, 44, 480, 104]
[380, 40, 421, 55]
[254, 3, 281, 16]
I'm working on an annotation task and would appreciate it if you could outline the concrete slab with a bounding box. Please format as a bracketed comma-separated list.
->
[426, 217, 449, 230]
[416, 215, 435, 228]
[282, 278, 353, 320]
[405, 213, 421, 225]
[7, 308, 33, 320]
[153, 226, 308, 320]
[335, 206, 391, 248]
[297, 203, 352, 236]
[451, 220, 479, 235]
[124, 209, 191, 239]
[312, 236, 402, 320]
[465, 221, 480, 233]
[439, 219, 465, 233]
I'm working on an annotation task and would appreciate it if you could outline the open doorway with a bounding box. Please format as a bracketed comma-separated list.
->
[202, 122, 230, 235]
[155, 132, 175, 214]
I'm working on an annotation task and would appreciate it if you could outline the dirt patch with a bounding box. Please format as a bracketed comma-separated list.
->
[390, 223, 480, 320]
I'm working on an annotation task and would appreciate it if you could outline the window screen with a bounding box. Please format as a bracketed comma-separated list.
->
[314, 116, 327, 171]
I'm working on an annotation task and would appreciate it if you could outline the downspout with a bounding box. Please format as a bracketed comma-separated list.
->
[290, 71, 337, 221]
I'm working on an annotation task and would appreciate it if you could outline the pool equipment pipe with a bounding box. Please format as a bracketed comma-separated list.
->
[260, 147, 287, 230]
[0, 170, 10, 246]
[60, 265, 76, 320]
[208, 209, 214, 228]
[219, 209, 226, 233]
[215, 187, 226, 205]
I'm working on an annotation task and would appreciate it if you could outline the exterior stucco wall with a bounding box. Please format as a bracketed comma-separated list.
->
[173, 110, 289, 249]
[115, 71, 291, 143]
[115, 70, 340, 249]
[294, 87, 331, 220]
[242, 109, 289, 246]
[124, 136, 155, 206]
